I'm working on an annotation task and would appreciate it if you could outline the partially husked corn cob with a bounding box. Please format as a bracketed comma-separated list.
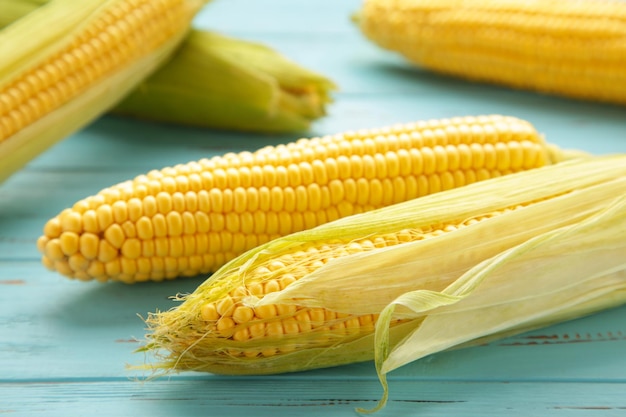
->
[37, 115, 566, 283]
[1, 0, 336, 134]
[357, 0, 626, 105]
[170, 204, 529, 359]
[141, 155, 626, 413]
[0, 0, 207, 183]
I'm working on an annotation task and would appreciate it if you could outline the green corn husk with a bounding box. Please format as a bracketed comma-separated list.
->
[1, 0, 337, 134]
[141, 155, 626, 413]
[0, 0, 47, 28]
[114, 29, 337, 133]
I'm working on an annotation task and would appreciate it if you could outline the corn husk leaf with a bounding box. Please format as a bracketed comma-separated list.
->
[0, 0, 48, 29]
[142, 155, 626, 413]
[114, 29, 336, 133]
[0, 0, 109, 83]
[365, 194, 626, 412]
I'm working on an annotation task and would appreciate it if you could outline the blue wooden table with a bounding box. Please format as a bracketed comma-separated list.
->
[2, 1, 626, 415]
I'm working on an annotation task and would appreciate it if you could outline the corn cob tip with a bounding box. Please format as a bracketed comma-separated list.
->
[547, 144, 592, 162]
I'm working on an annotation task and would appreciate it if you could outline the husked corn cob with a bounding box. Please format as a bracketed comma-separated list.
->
[38, 115, 565, 283]
[141, 155, 626, 413]
[357, 0, 626, 105]
[1, 0, 336, 134]
[0, 0, 207, 183]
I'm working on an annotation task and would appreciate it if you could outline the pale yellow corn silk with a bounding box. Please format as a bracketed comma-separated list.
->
[142, 155, 626, 412]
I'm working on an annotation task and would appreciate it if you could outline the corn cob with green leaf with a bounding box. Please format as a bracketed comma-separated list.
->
[37, 115, 571, 283]
[0, 0, 208, 184]
[1, 0, 336, 137]
[357, 0, 626, 105]
[140, 155, 626, 413]
[114, 29, 336, 133]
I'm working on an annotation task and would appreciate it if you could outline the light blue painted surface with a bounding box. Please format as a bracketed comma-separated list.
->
[1, 1, 626, 416]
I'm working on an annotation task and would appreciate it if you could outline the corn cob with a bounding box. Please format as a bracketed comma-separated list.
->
[37, 115, 568, 283]
[357, 0, 626, 105]
[0, 0, 207, 184]
[140, 155, 626, 413]
[1, 0, 336, 134]
[113, 29, 336, 133]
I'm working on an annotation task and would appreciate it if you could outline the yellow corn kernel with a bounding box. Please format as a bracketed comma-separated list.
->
[358, 0, 626, 105]
[39, 115, 569, 283]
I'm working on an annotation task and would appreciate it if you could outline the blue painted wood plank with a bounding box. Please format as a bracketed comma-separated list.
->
[3, 380, 626, 416]
[193, 0, 361, 35]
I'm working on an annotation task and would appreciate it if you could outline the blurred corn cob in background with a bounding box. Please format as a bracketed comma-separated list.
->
[36, 115, 571, 284]
[113, 29, 336, 134]
[0, 0, 208, 184]
[357, 0, 626, 105]
[0, 0, 335, 167]
[141, 155, 626, 413]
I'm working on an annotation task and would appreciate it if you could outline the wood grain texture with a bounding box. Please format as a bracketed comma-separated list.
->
[1, 0, 625, 416]
[3, 380, 626, 416]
